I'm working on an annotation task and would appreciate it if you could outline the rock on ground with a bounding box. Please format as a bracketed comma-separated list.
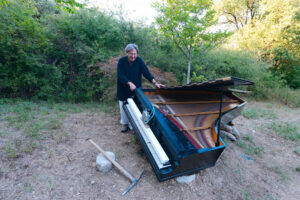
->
[96, 151, 115, 173]
[176, 174, 196, 183]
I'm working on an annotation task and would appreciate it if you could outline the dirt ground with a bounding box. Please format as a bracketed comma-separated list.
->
[1, 100, 300, 200]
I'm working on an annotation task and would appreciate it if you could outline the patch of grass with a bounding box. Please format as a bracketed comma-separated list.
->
[233, 163, 243, 185]
[244, 191, 250, 200]
[99, 101, 118, 114]
[273, 87, 300, 108]
[0, 131, 11, 137]
[18, 182, 33, 193]
[263, 194, 279, 200]
[24, 122, 42, 139]
[242, 107, 277, 119]
[243, 135, 255, 144]
[270, 122, 300, 141]
[294, 149, 300, 156]
[6, 144, 18, 158]
[241, 108, 260, 119]
[257, 124, 266, 132]
[236, 138, 264, 156]
[253, 86, 300, 108]
[271, 166, 289, 181]
[22, 138, 38, 153]
[296, 167, 300, 172]
[43, 116, 62, 130]
[53, 103, 70, 112]
[1, 99, 112, 158]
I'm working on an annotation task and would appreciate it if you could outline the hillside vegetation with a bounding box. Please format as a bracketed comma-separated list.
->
[0, 0, 299, 106]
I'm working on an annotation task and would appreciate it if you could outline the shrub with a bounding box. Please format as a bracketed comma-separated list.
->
[0, 1, 61, 99]
[189, 49, 300, 107]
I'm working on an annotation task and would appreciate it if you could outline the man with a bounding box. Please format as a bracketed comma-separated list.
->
[117, 44, 163, 133]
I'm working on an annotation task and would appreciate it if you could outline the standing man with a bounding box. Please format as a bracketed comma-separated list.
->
[117, 44, 163, 133]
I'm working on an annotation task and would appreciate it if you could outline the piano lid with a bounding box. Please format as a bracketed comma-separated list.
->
[158, 77, 254, 91]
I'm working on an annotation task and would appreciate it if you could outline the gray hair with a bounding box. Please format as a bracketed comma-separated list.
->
[125, 44, 139, 53]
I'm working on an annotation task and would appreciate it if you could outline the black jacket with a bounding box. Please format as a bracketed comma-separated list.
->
[117, 56, 154, 100]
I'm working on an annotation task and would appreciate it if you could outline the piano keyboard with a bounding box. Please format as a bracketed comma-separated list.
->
[125, 98, 171, 169]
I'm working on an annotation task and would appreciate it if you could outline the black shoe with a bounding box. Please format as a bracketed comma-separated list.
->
[121, 125, 130, 133]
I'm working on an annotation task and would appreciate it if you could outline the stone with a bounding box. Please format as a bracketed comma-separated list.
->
[176, 174, 196, 183]
[96, 152, 115, 173]
[220, 130, 236, 141]
[220, 123, 233, 133]
[231, 126, 240, 139]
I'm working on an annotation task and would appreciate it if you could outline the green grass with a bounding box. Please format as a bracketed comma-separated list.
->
[271, 87, 300, 108]
[294, 149, 300, 156]
[271, 166, 289, 181]
[6, 144, 18, 158]
[243, 135, 255, 144]
[296, 167, 300, 172]
[0, 98, 115, 158]
[236, 136, 264, 156]
[242, 107, 277, 119]
[244, 191, 250, 200]
[270, 122, 300, 141]
[263, 194, 279, 200]
[0, 131, 11, 137]
[249, 86, 300, 108]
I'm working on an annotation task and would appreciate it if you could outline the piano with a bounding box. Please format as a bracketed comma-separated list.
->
[123, 77, 254, 181]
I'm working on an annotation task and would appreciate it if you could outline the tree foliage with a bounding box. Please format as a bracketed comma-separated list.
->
[222, 0, 300, 88]
[0, 0, 298, 104]
[0, 1, 58, 98]
[54, 0, 84, 13]
[0, 0, 84, 13]
[0, 0, 185, 101]
[0, 1, 121, 101]
[214, 0, 261, 30]
[153, 0, 226, 84]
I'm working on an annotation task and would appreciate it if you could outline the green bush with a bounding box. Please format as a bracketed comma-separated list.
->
[0, 2, 124, 102]
[271, 47, 300, 88]
[0, 1, 60, 99]
[0, 0, 298, 106]
[44, 9, 124, 101]
[188, 49, 300, 107]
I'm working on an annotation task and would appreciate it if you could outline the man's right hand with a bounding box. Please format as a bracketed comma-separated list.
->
[128, 82, 136, 91]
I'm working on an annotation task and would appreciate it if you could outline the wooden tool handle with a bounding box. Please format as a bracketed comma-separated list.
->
[88, 139, 134, 181]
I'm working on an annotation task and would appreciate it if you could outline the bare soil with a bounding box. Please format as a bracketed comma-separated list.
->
[1, 100, 300, 200]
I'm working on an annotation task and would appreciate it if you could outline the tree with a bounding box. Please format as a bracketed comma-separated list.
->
[153, 0, 224, 84]
[0, 0, 84, 13]
[214, 0, 261, 30]
[54, 0, 84, 13]
[223, 0, 299, 88]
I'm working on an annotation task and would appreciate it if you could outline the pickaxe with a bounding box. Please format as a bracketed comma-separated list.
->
[87, 138, 143, 195]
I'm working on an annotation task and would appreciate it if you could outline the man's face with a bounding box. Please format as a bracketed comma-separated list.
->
[126, 49, 137, 63]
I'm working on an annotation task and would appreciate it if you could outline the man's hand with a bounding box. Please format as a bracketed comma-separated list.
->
[154, 82, 165, 88]
[128, 82, 136, 91]
[152, 79, 165, 88]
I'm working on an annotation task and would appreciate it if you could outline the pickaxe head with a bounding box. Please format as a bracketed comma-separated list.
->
[122, 170, 144, 196]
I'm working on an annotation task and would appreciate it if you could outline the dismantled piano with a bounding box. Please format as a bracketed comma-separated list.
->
[123, 77, 254, 181]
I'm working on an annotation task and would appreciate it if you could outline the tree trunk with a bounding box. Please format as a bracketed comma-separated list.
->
[186, 56, 191, 84]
